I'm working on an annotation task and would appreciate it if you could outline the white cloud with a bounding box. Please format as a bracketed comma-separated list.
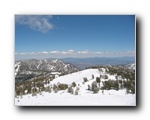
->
[15, 15, 53, 33]
[50, 51, 60, 54]
[49, 50, 75, 54]
[96, 52, 102, 54]
[77, 50, 89, 54]
[41, 51, 49, 54]
[67, 50, 75, 54]
[15, 50, 135, 59]
[60, 51, 66, 54]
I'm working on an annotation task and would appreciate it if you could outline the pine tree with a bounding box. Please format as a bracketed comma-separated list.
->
[92, 81, 99, 93]
[92, 74, 94, 79]
[72, 82, 76, 87]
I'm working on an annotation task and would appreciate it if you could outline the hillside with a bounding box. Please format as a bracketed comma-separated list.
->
[15, 59, 79, 82]
[15, 65, 136, 106]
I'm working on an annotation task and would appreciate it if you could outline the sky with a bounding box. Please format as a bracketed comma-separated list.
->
[15, 15, 135, 59]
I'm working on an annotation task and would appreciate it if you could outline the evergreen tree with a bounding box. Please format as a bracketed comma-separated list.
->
[83, 77, 88, 82]
[92, 74, 94, 79]
[92, 81, 99, 93]
[72, 82, 76, 87]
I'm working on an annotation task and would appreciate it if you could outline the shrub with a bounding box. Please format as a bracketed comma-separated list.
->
[92, 81, 97, 90]
[92, 81, 99, 93]
[68, 86, 74, 94]
[115, 76, 119, 80]
[126, 80, 135, 94]
[100, 75, 102, 79]
[119, 80, 123, 88]
[87, 84, 91, 90]
[114, 81, 119, 91]
[131, 86, 135, 94]
[47, 80, 50, 84]
[32, 91, 37, 96]
[40, 86, 45, 91]
[103, 80, 111, 90]
[58, 83, 68, 90]
[83, 77, 88, 82]
[46, 86, 51, 93]
[72, 82, 76, 87]
[93, 87, 99, 93]
[27, 87, 32, 94]
[53, 84, 58, 93]
[32, 87, 37, 96]
[92, 74, 94, 79]
[104, 75, 108, 79]
[75, 87, 79, 95]
[96, 77, 101, 83]
[75, 89, 78, 95]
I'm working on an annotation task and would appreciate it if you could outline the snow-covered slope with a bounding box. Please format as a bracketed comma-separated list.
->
[15, 90, 135, 106]
[51, 69, 100, 84]
[128, 63, 135, 70]
[125, 63, 135, 70]
[15, 68, 136, 106]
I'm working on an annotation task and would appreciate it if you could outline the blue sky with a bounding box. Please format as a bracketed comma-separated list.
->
[15, 15, 135, 59]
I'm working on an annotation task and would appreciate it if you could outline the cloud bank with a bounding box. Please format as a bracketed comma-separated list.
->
[15, 15, 53, 33]
[15, 50, 135, 60]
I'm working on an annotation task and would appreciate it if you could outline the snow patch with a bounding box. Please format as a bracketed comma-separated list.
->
[15, 90, 135, 106]
[15, 62, 21, 76]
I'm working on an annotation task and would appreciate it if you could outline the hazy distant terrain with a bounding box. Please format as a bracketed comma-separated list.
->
[61, 57, 135, 69]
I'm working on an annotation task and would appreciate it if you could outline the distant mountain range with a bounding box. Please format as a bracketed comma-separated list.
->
[15, 59, 79, 75]
[61, 57, 135, 69]
[15, 59, 79, 82]
[15, 57, 135, 82]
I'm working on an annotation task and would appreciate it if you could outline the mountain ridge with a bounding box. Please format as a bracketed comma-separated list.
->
[15, 59, 79, 82]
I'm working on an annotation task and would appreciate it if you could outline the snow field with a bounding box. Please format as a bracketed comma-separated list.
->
[15, 68, 136, 106]
[15, 90, 135, 106]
